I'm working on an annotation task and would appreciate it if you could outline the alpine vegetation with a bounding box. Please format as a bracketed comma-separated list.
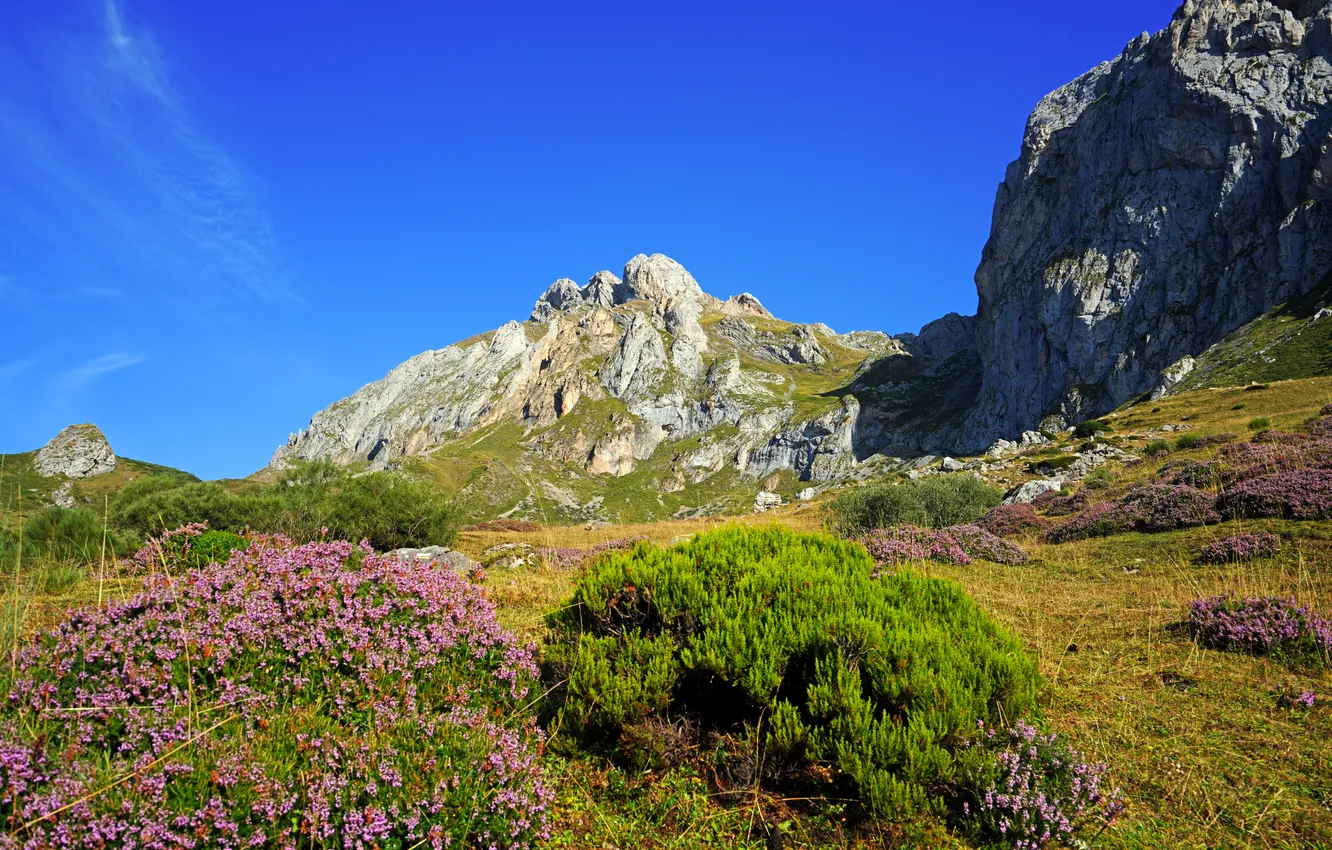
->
[0, 532, 551, 849]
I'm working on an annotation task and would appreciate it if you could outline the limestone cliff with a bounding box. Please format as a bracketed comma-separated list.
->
[962, 0, 1332, 445]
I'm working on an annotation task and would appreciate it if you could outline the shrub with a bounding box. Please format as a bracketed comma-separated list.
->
[1189, 432, 1237, 450]
[1046, 502, 1138, 543]
[1198, 532, 1281, 564]
[948, 525, 1030, 565]
[187, 529, 249, 566]
[827, 475, 1001, 535]
[1173, 433, 1200, 451]
[957, 722, 1124, 850]
[1027, 455, 1079, 474]
[1322, 403, 1332, 417]
[18, 506, 132, 565]
[1083, 467, 1115, 490]
[533, 536, 647, 570]
[1144, 439, 1171, 457]
[0, 532, 551, 847]
[1305, 417, 1332, 439]
[1188, 594, 1331, 663]
[1073, 420, 1113, 439]
[977, 504, 1052, 538]
[1248, 417, 1271, 431]
[1046, 485, 1218, 543]
[1218, 469, 1332, 520]
[863, 525, 971, 567]
[1041, 491, 1088, 517]
[1116, 484, 1220, 531]
[467, 519, 543, 532]
[1165, 460, 1222, 489]
[1231, 403, 1246, 410]
[543, 527, 1040, 818]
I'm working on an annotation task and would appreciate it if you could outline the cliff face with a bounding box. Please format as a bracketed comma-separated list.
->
[962, 0, 1332, 445]
[271, 254, 946, 502]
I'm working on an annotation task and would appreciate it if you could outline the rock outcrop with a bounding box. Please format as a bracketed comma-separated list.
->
[962, 0, 1332, 446]
[35, 424, 116, 479]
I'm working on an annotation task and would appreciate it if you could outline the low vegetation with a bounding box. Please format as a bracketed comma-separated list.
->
[827, 475, 1002, 536]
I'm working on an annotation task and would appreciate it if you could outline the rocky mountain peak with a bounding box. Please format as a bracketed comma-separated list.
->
[36, 424, 116, 479]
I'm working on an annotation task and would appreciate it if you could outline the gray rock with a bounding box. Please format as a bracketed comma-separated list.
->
[52, 482, 77, 508]
[753, 491, 784, 512]
[797, 487, 817, 501]
[940, 456, 964, 472]
[962, 0, 1332, 447]
[1003, 479, 1063, 504]
[1151, 356, 1197, 400]
[721, 292, 773, 318]
[388, 546, 477, 573]
[1314, 307, 1332, 321]
[582, 270, 623, 309]
[36, 424, 116, 479]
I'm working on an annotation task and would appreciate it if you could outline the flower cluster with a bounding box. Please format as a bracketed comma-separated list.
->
[1031, 490, 1086, 516]
[1218, 469, 1332, 520]
[1197, 531, 1282, 564]
[0, 531, 551, 849]
[863, 526, 971, 567]
[127, 521, 208, 574]
[977, 504, 1052, 538]
[948, 525, 1031, 565]
[863, 525, 1030, 568]
[1046, 485, 1218, 543]
[534, 536, 646, 570]
[1188, 593, 1332, 662]
[959, 721, 1125, 850]
[1163, 460, 1222, 489]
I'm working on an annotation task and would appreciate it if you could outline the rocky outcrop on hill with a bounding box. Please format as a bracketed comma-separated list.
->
[36, 424, 116, 479]
[962, 0, 1332, 446]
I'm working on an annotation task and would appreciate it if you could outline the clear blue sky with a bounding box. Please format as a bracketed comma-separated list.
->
[1, 0, 1179, 479]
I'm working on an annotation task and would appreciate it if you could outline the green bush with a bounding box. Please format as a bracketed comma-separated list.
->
[1144, 439, 1171, 457]
[827, 476, 1002, 536]
[1027, 455, 1079, 473]
[1247, 417, 1271, 431]
[112, 463, 457, 550]
[1173, 433, 1199, 451]
[18, 507, 131, 565]
[543, 526, 1040, 818]
[188, 530, 249, 566]
[1072, 420, 1113, 438]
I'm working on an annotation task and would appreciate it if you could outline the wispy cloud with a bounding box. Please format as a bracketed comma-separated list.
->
[59, 352, 146, 394]
[0, 358, 37, 381]
[0, 0, 290, 302]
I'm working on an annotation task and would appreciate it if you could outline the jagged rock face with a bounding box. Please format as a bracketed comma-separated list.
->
[272, 253, 956, 492]
[963, 0, 1332, 446]
[36, 424, 116, 479]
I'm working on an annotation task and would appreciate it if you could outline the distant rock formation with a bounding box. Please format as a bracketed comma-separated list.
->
[962, 0, 1332, 446]
[36, 424, 116, 479]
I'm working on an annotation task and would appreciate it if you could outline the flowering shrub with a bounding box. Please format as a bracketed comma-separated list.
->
[958, 721, 1125, 850]
[1115, 484, 1220, 531]
[863, 525, 971, 567]
[0, 532, 551, 849]
[1249, 429, 1310, 445]
[1046, 485, 1218, 543]
[1198, 531, 1281, 564]
[1188, 593, 1332, 663]
[1218, 469, 1332, 520]
[948, 525, 1030, 565]
[1040, 491, 1088, 517]
[977, 504, 1052, 538]
[1045, 502, 1138, 543]
[127, 520, 207, 573]
[1164, 460, 1222, 489]
[1321, 404, 1332, 417]
[1304, 416, 1332, 439]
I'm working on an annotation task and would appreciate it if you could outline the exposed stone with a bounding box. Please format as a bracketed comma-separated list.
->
[797, 487, 817, 501]
[940, 457, 964, 472]
[1314, 307, 1332, 321]
[753, 491, 783, 512]
[1003, 479, 1064, 504]
[387, 546, 477, 573]
[52, 482, 77, 509]
[962, 0, 1332, 447]
[36, 424, 116, 479]
[1151, 356, 1197, 400]
[721, 292, 773, 318]
[530, 278, 583, 322]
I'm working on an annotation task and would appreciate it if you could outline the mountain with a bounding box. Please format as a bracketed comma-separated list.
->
[273, 0, 1332, 520]
[960, 0, 1332, 444]
[272, 254, 980, 520]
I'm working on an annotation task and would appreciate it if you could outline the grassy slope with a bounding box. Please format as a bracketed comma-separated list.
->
[0, 452, 198, 532]
[453, 379, 1332, 849]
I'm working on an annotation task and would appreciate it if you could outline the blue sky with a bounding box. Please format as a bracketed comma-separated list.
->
[1, 0, 1179, 479]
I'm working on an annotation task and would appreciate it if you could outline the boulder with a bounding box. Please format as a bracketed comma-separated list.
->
[35, 424, 116, 479]
[387, 546, 478, 573]
[753, 491, 784, 512]
[1003, 479, 1063, 505]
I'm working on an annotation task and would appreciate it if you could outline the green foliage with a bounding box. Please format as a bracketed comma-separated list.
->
[1084, 467, 1116, 491]
[543, 526, 1040, 819]
[827, 476, 1002, 535]
[1073, 420, 1113, 438]
[188, 530, 249, 566]
[1247, 417, 1271, 431]
[1144, 440, 1171, 457]
[1173, 433, 1200, 451]
[17, 507, 131, 565]
[111, 461, 457, 550]
[1028, 454, 1079, 473]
